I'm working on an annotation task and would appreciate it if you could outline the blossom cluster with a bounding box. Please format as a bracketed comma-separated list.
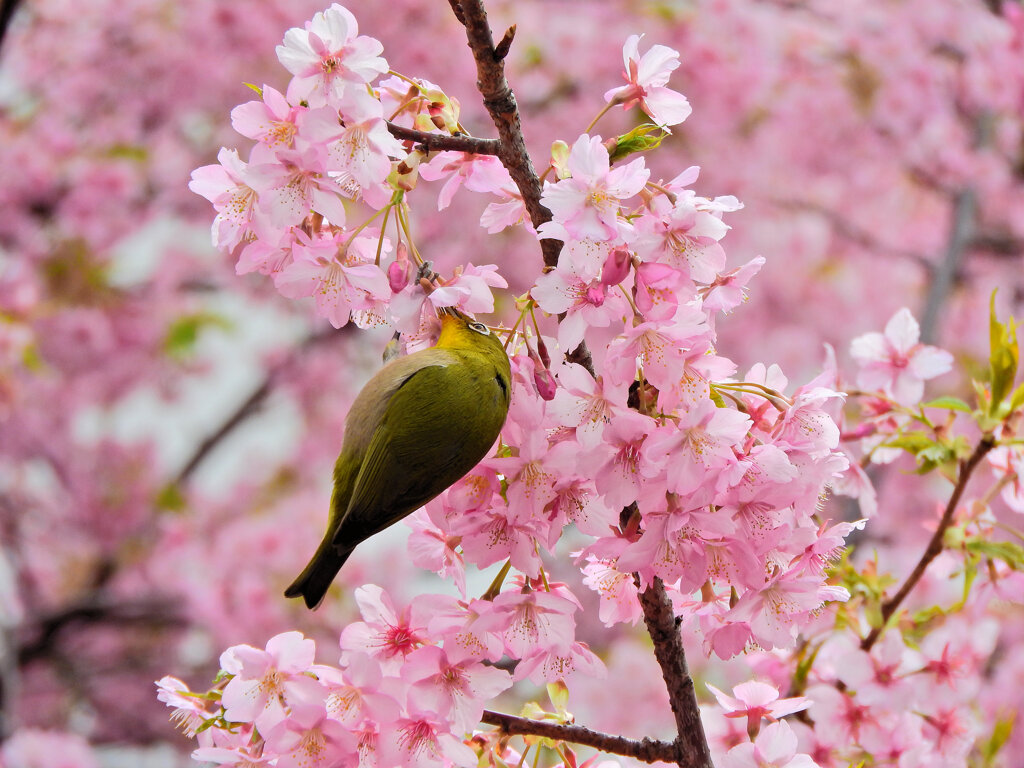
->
[158, 595, 523, 768]
[174, 3, 1014, 768]
[191, 2, 861, 657]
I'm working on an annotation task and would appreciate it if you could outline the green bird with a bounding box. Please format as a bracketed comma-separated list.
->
[285, 308, 512, 609]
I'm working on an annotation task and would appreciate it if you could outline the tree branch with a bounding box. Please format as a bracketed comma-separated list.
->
[480, 710, 677, 764]
[860, 434, 995, 651]
[452, 0, 562, 269]
[638, 577, 715, 768]
[0, 0, 24, 57]
[386, 122, 501, 155]
[919, 187, 976, 344]
[770, 198, 932, 271]
[171, 329, 341, 486]
[17, 597, 186, 666]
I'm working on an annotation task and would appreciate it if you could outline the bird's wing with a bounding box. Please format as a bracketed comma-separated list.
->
[333, 362, 473, 548]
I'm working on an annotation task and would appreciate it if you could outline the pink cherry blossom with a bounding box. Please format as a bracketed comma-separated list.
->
[189, 147, 262, 251]
[850, 308, 953, 405]
[403, 645, 513, 732]
[532, 240, 632, 351]
[231, 85, 302, 150]
[539, 135, 649, 241]
[707, 680, 810, 736]
[318, 89, 404, 204]
[273, 229, 391, 329]
[548, 362, 631, 449]
[604, 34, 693, 127]
[155, 676, 209, 738]
[262, 703, 357, 768]
[340, 585, 431, 672]
[276, 4, 388, 107]
[381, 711, 477, 768]
[635, 193, 734, 283]
[491, 583, 580, 660]
[219, 631, 325, 730]
[580, 556, 643, 626]
[419, 151, 514, 210]
[644, 399, 751, 496]
[246, 145, 349, 228]
[722, 721, 819, 768]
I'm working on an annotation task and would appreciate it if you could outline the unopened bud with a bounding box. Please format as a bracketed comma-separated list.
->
[550, 140, 571, 179]
[607, 123, 668, 164]
[387, 250, 412, 293]
[534, 367, 557, 401]
[535, 335, 551, 369]
[600, 247, 632, 287]
[585, 283, 606, 307]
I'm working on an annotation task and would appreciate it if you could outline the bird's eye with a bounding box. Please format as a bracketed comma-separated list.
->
[469, 322, 490, 335]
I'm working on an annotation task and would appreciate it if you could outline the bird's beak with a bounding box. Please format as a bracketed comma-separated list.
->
[439, 306, 468, 321]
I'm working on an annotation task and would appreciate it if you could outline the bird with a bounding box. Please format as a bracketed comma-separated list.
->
[284, 308, 512, 609]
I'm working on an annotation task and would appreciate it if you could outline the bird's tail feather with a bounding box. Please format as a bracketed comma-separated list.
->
[284, 537, 353, 610]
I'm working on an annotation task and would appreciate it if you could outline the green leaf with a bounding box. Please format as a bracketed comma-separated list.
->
[1010, 380, 1024, 413]
[965, 538, 1024, 570]
[164, 312, 232, 360]
[921, 396, 972, 413]
[988, 290, 1019, 415]
[882, 433, 936, 455]
[980, 714, 1016, 767]
[607, 123, 669, 164]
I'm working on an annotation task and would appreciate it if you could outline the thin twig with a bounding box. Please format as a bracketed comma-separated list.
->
[860, 434, 995, 651]
[480, 710, 677, 764]
[386, 122, 501, 155]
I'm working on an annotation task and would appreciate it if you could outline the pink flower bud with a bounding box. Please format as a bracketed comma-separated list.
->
[534, 367, 557, 400]
[388, 247, 412, 293]
[536, 335, 551, 369]
[600, 247, 632, 287]
[585, 283, 606, 306]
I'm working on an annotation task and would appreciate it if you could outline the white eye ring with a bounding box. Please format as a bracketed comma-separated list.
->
[469, 321, 490, 335]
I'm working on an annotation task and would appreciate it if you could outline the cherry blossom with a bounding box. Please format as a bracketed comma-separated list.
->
[850, 308, 954, 405]
[539, 135, 649, 241]
[604, 34, 693, 127]
[276, 3, 388, 107]
[707, 681, 810, 736]
[722, 721, 819, 768]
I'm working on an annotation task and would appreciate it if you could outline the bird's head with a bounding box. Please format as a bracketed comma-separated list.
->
[436, 308, 509, 368]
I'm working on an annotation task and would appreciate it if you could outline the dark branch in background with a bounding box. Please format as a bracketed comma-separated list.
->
[454, 0, 562, 270]
[386, 122, 501, 155]
[771, 198, 933, 271]
[972, 230, 1024, 258]
[860, 434, 995, 651]
[0, 0, 24, 56]
[17, 597, 187, 666]
[481, 710, 677, 765]
[172, 328, 342, 487]
[919, 188, 976, 344]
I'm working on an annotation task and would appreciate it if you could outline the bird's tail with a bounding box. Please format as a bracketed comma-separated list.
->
[283, 536, 354, 610]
